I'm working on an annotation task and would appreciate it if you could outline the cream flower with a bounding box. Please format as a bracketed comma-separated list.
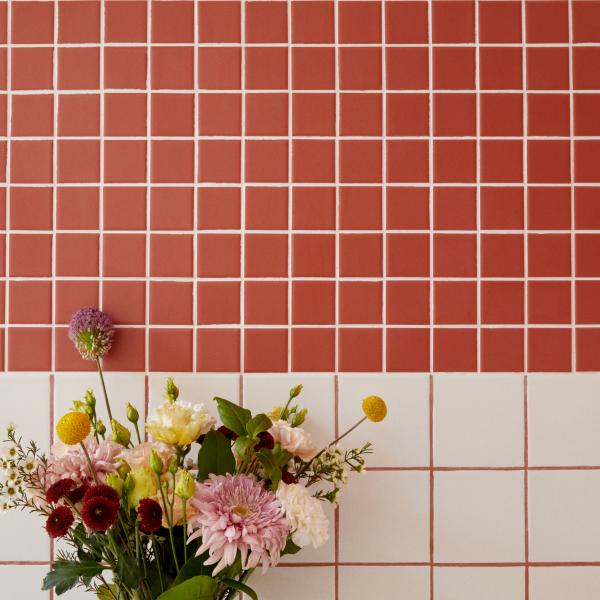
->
[119, 441, 174, 472]
[146, 400, 216, 446]
[276, 483, 329, 549]
[269, 420, 319, 461]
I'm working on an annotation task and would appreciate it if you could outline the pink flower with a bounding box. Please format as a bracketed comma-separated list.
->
[119, 441, 174, 472]
[269, 420, 319, 461]
[188, 474, 289, 575]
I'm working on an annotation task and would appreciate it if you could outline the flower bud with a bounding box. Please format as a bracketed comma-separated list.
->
[174, 469, 195, 500]
[268, 406, 284, 421]
[111, 419, 131, 447]
[84, 390, 96, 408]
[106, 473, 123, 496]
[164, 377, 179, 403]
[289, 384, 303, 399]
[291, 408, 308, 427]
[96, 420, 106, 436]
[117, 461, 131, 479]
[126, 403, 139, 424]
[168, 456, 178, 476]
[149, 449, 163, 475]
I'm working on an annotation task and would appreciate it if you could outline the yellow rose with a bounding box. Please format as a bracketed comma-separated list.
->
[126, 467, 158, 509]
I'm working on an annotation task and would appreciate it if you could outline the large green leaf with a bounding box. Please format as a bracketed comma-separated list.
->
[173, 554, 210, 586]
[42, 559, 104, 595]
[245, 413, 272, 438]
[197, 430, 236, 481]
[214, 397, 251, 437]
[221, 579, 259, 600]
[156, 575, 217, 600]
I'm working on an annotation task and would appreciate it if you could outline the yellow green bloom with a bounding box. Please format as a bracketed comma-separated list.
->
[56, 412, 91, 445]
[361, 396, 387, 423]
[126, 467, 158, 508]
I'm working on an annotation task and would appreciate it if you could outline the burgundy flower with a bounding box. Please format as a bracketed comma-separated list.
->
[281, 469, 298, 485]
[81, 496, 119, 532]
[83, 484, 120, 505]
[69, 307, 114, 361]
[46, 506, 74, 538]
[67, 484, 89, 503]
[255, 432, 275, 451]
[217, 426, 238, 441]
[137, 498, 163, 533]
[45, 479, 76, 504]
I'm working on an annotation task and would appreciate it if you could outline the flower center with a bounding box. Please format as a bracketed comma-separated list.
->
[232, 504, 249, 517]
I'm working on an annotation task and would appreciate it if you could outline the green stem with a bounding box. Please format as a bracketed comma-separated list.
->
[79, 441, 99, 484]
[133, 422, 142, 445]
[151, 535, 165, 593]
[157, 478, 180, 573]
[182, 498, 188, 563]
[96, 358, 113, 423]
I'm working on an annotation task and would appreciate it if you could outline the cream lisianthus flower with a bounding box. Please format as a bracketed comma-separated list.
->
[276, 482, 329, 549]
[269, 420, 318, 461]
[146, 399, 216, 447]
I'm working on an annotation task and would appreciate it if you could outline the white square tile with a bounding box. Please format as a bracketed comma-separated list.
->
[250, 566, 335, 600]
[339, 566, 430, 600]
[434, 471, 525, 563]
[434, 567, 525, 600]
[433, 374, 524, 467]
[340, 471, 430, 562]
[530, 567, 600, 600]
[0, 565, 50, 599]
[529, 471, 600, 562]
[528, 374, 600, 467]
[0, 509, 51, 561]
[338, 374, 429, 468]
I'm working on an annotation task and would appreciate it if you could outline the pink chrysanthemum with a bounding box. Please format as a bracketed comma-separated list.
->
[188, 474, 289, 575]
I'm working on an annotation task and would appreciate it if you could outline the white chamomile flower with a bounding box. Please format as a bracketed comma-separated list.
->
[4, 484, 17, 499]
[23, 459, 36, 475]
[0, 444, 18, 461]
[3, 468, 18, 485]
[0, 498, 10, 514]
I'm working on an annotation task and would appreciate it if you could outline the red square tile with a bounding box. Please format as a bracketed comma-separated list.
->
[151, 93, 194, 136]
[339, 282, 382, 325]
[105, 140, 146, 184]
[575, 141, 600, 183]
[149, 329, 193, 372]
[433, 48, 475, 90]
[434, 140, 476, 184]
[246, 47, 287, 90]
[387, 329, 430, 372]
[434, 187, 477, 231]
[55, 328, 95, 372]
[481, 234, 524, 277]
[9, 281, 52, 325]
[292, 329, 335, 372]
[245, 187, 288, 231]
[246, 93, 288, 136]
[197, 329, 240, 372]
[103, 281, 146, 325]
[245, 329, 288, 372]
[198, 93, 241, 136]
[341, 93, 382, 136]
[292, 281, 335, 325]
[152, 47, 193, 90]
[386, 1, 428, 43]
[246, 140, 288, 183]
[387, 140, 429, 183]
[481, 329, 524, 372]
[58, 140, 100, 183]
[528, 141, 570, 184]
[480, 140, 523, 183]
[11, 47, 53, 90]
[575, 188, 600, 230]
[340, 234, 382, 277]
[9, 234, 52, 277]
[434, 93, 476, 136]
[8, 328, 51, 371]
[151, 188, 194, 231]
[340, 1, 381, 43]
[481, 94, 523, 136]
[387, 47, 429, 90]
[56, 233, 99, 277]
[55, 280, 99, 325]
[387, 281, 430, 325]
[103, 234, 146, 277]
[245, 281, 288, 325]
[387, 188, 429, 230]
[526, 0, 568, 43]
[434, 234, 477, 277]
[58, 94, 100, 137]
[292, 187, 336, 230]
[105, 1, 147, 42]
[59, 0, 100, 43]
[527, 48, 570, 90]
[293, 140, 335, 183]
[528, 281, 571, 325]
[198, 140, 241, 184]
[528, 234, 571, 277]
[528, 329, 571, 372]
[198, 47, 241, 90]
[12, 1, 54, 43]
[152, 140, 194, 183]
[433, 0, 474, 42]
[339, 47, 382, 91]
[197, 234, 240, 277]
[340, 187, 382, 231]
[0, 234, 5, 277]
[246, 1, 287, 43]
[292, 1, 334, 43]
[0, 142, 6, 181]
[245, 234, 287, 277]
[150, 234, 193, 278]
[104, 93, 146, 136]
[573, 0, 600, 42]
[528, 187, 571, 231]
[9, 188, 53, 231]
[12, 95, 53, 136]
[479, 1, 522, 43]
[339, 328, 382, 372]
[481, 187, 524, 230]
[152, 0, 193, 42]
[480, 47, 522, 90]
[150, 282, 193, 325]
[292, 48, 335, 90]
[576, 329, 600, 371]
[11, 141, 52, 183]
[198, 1, 240, 42]
[434, 281, 477, 325]
[293, 93, 335, 136]
[434, 329, 477, 372]
[105, 47, 146, 89]
[340, 140, 381, 184]
[102, 329, 145, 372]
[527, 94, 570, 136]
[198, 188, 241, 230]
[104, 188, 146, 231]
[481, 281, 524, 325]
[388, 93, 428, 136]
[0, 189, 4, 229]
[0, 4, 6, 45]
[198, 282, 240, 325]
[387, 234, 430, 277]
[58, 48, 99, 90]
[292, 234, 335, 277]
[576, 235, 600, 277]
[574, 94, 600, 136]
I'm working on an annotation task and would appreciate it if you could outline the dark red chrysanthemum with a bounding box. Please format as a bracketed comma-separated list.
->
[81, 496, 119, 532]
[46, 505, 75, 538]
[67, 484, 89, 503]
[83, 484, 119, 505]
[281, 469, 298, 484]
[255, 431, 275, 451]
[137, 498, 163, 533]
[45, 479, 76, 504]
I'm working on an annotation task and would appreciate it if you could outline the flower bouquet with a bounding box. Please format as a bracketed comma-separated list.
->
[1, 308, 386, 600]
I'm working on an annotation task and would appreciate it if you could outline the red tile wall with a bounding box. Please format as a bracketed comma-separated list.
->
[2, 0, 600, 373]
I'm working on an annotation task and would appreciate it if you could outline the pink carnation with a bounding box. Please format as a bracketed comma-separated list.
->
[119, 441, 174, 471]
[188, 474, 289, 575]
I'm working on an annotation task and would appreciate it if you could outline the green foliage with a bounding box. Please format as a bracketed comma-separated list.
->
[42, 557, 105, 595]
[221, 579, 259, 600]
[245, 413, 272, 438]
[172, 554, 211, 586]
[257, 443, 293, 490]
[282, 538, 302, 556]
[197, 431, 236, 482]
[155, 575, 217, 600]
[214, 397, 251, 437]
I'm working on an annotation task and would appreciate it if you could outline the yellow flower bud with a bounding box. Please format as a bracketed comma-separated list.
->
[361, 396, 387, 423]
[149, 449, 163, 475]
[85, 389, 96, 408]
[164, 377, 179, 402]
[126, 403, 139, 424]
[174, 469, 195, 500]
[268, 406, 284, 421]
[111, 419, 131, 447]
[56, 412, 91, 445]
[96, 420, 107, 436]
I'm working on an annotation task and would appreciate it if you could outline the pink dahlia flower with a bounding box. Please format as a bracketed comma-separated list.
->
[188, 474, 289, 575]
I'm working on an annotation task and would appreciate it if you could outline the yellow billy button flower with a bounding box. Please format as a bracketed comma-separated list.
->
[361, 395, 387, 423]
[56, 412, 91, 445]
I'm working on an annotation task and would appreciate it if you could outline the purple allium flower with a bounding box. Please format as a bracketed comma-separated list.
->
[69, 307, 114, 360]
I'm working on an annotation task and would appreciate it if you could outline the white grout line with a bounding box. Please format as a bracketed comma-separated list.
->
[522, 0, 529, 373]
[144, 0, 151, 372]
[475, 0, 481, 373]
[287, 0, 292, 372]
[334, 0, 340, 373]
[427, 0, 434, 372]
[240, 0, 246, 374]
[50, 0, 58, 371]
[3, 0, 11, 371]
[98, 0, 105, 313]
[192, 0, 199, 372]
[381, 0, 387, 372]
[568, 0, 576, 373]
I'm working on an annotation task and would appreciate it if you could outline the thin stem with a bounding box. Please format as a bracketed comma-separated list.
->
[96, 358, 113, 423]
[133, 422, 142, 445]
[157, 478, 180, 572]
[151, 535, 165, 593]
[181, 498, 188, 563]
[79, 442, 99, 484]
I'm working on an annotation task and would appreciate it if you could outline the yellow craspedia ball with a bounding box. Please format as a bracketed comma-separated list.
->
[362, 396, 387, 423]
[56, 412, 91, 445]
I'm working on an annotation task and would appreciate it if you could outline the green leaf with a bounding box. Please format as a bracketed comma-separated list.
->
[245, 413, 272, 438]
[197, 430, 236, 481]
[257, 443, 293, 490]
[282, 538, 302, 556]
[97, 584, 125, 600]
[42, 559, 104, 595]
[222, 579, 259, 600]
[214, 397, 251, 437]
[173, 554, 210, 586]
[156, 575, 217, 600]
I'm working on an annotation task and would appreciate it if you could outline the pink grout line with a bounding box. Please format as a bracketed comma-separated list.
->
[524, 374, 530, 600]
[334, 373, 340, 600]
[429, 373, 434, 600]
